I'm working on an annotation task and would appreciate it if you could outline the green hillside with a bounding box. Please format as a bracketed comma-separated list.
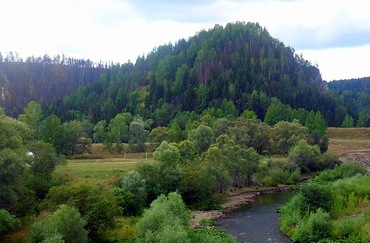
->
[45, 22, 345, 126]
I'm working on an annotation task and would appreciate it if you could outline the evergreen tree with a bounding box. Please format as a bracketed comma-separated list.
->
[341, 114, 354, 128]
[357, 112, 367, 127]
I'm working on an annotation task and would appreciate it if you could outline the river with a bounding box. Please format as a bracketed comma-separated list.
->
[216, 190, 295, 243]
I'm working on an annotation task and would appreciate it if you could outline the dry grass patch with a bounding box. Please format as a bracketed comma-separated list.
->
[327, 127, 370, 155]
[327, 127, 370, 140]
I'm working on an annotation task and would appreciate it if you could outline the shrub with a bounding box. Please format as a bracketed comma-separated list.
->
[256, 159, 301, 186]
[114, 187, 138, 215]
[278, 194, 304, 234]
[300, 183, 333, 213]
[43, 181, 120, 235]
[314, 161, 366, 184]
[180, 165, 218, 207]
[293, 208, 332, 242]
[135, 192, 190, 243]
[320, 153, 341, 170]
[0, 209, 20, 237]
[333, 217, 370, 242]
[27, 205, 88, 243]
[117, 170, 147, 215]
[199, 218, 215, 227]
[288, 140, 322, 173]
[189, 228, 237, 243]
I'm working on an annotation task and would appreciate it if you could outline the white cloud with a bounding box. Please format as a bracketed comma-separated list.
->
[0, 0, 369, 80]
[300, 44, 370, 81]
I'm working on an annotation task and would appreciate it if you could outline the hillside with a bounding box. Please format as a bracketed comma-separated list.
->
[46, 22, 344, 126]
[328, 77, 370, 125]
[329, 77, 370, 94]
[0, 57, 107, 116]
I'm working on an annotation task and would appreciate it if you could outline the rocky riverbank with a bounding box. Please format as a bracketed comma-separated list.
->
[190, 186, 290, 228]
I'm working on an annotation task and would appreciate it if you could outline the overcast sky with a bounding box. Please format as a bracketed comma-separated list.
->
[1, 0, 369, 81]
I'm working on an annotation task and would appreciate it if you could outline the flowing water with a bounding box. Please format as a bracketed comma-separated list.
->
[216, 190, 295, 243]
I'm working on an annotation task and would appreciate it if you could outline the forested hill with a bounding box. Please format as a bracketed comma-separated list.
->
[329, 77, 370, 94]
[45, 22, 347, 126]
[0, 56, 107, 116]
[328, 77, 370, 124]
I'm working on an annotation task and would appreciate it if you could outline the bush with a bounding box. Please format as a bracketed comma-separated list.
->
[117, 170, 147, 215]
[278, 194, 304, 234]
[135, 192, 190, 243]
[292, 208, 332, 242]
[319, 153, 341, 170]
[333, 217, 370, 242]
[288, 140, 322, 173]
[180, 165, 218, 207]
[114, 187, 138, 215]
[43, 181, 120, 235]
[27, 205, 88, 243]
[300, 183, 333, 213]
[256, 159, 301, 186]
[0, 209, 20, 237]
[189, 228, 237, 243]
[199, 218, 215, 227]
[315, 161, 367, 183]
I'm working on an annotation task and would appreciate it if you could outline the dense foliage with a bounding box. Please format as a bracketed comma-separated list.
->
[27, 205, 88, 243]
[328, 77, 370, 127]
[0, 209, 20, 238]
[279, 162, 370, 242]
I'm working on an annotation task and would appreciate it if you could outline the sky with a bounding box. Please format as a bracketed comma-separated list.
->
[1, 0, 370, 81]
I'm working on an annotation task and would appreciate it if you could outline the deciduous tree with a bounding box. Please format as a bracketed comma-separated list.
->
[188, 125, 214, 154]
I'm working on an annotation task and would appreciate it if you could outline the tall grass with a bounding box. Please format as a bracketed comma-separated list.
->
[279, 169, 370, 242]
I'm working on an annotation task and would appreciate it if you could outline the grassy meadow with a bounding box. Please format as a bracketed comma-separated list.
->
[55, 128, 370, 182]
[55, 144, 153, 181]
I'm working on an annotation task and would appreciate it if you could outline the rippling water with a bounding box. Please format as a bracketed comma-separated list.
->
[216, 190, 295, 243]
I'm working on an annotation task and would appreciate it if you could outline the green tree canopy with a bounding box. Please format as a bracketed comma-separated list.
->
[27, 204, 88, 243]
[24, 101, 43, 140]
[128, 119, 147, 152]
[272, 121, 307, 154]
[341, 114, 354, 128]
[135, 192, 190, 243]
[0, 115, 31, 150]
[188, 125, 214, 154]
[264, 98, 292, 126]
[288, 140, 322, 173]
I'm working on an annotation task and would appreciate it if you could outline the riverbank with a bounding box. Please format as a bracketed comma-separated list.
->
[190, 186, 290, 228]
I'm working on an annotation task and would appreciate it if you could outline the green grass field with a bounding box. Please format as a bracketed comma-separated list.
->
[55, 143, 154, 181]
[55, 158, 152, 181]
